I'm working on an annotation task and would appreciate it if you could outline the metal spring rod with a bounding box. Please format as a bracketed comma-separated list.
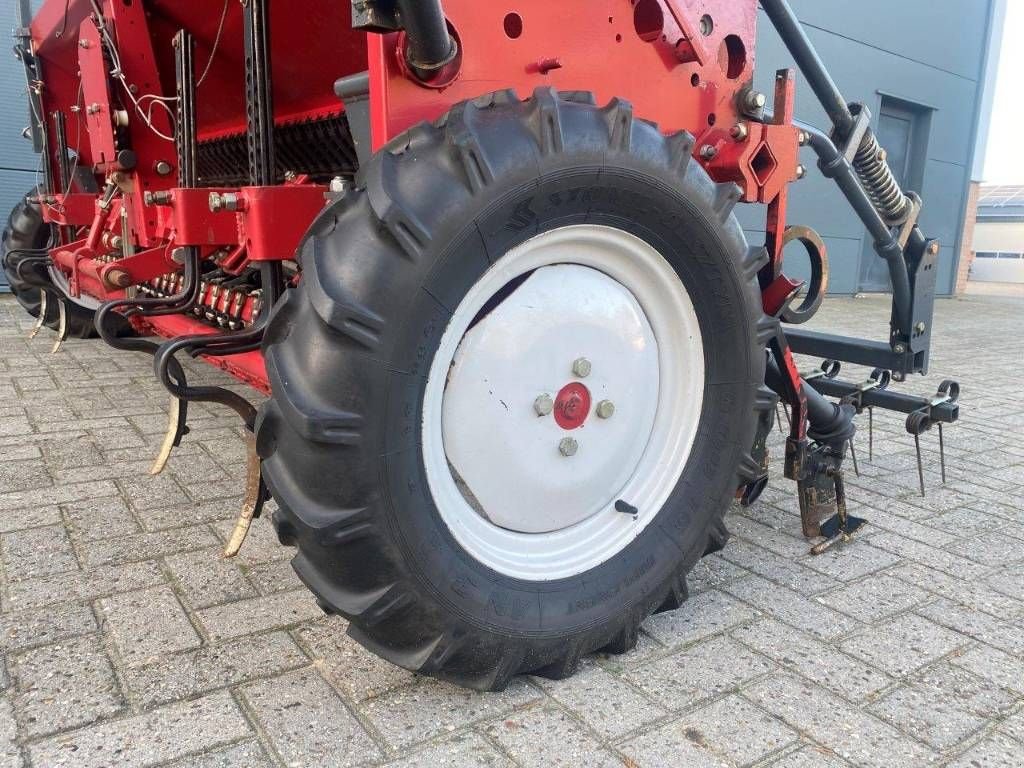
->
[853, 132, 912, 224]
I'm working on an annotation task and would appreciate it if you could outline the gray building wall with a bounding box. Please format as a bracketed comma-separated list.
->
[1, 0, 42, 291]
[740, 0, 999, 295]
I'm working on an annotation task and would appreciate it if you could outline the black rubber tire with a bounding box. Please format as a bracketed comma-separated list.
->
[257, 88, 777, 691]
[2, 190, 99, 338]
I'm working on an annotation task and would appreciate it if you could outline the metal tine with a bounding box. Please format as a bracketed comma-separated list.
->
[938, 423, 946, 485]
[849, 438, 860, 476]
[51, 298, 68, 354]
[776, 402, 785, 433]
[913, 432, 925, 497]
[150, 397, 181, 475]
[868, 406, 874, 461]
[223, 432, 264, 558]
[29, 289, 47, 339]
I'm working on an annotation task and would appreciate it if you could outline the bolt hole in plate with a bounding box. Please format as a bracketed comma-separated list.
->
[503, 12, 523, 39]
[423, 225, 705, 579]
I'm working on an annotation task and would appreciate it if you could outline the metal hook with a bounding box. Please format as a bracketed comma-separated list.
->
[51, 298, 68, 354]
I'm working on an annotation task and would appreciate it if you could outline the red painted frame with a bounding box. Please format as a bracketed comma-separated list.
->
[28, 0, 806, 396]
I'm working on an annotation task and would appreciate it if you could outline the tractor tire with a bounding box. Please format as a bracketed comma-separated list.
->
[2, 190, 99, 338]
[258, 88, 775, 691]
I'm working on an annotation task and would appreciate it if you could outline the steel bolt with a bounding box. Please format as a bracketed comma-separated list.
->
[798, 131, 809, 146]
[534, 393, 554, 417]
[927, 241, 940, 255]
[209, 192, 224, 212]
[154, 160, 172, 176]
[894, 343, 906, 354]
[596, 400, 615, 419]
[915, 322, 927, 333]
[572, 357, 592, 378]
[699, 144, 718, 161]
[730, 123, 748, 142]
[744, 90, 767, 112]
[559, 437, 579, 457]
[795, 164, 806, 179]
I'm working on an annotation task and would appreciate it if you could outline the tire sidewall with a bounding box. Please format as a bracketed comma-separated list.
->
[382, 164, 756, 637]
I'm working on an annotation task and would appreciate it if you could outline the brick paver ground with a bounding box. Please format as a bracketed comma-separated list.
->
[0, 289, 1022, 767]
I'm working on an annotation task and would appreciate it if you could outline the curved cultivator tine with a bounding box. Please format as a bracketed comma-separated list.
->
[223, 432, 266, 558]
[51, 298, 69, 354]
[29, 290, 47, 339]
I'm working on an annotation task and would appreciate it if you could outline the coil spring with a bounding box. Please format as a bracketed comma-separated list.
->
[853, 131, 912, 224]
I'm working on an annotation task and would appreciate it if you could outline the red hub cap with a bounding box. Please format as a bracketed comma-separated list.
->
[554, 382, 592, 430]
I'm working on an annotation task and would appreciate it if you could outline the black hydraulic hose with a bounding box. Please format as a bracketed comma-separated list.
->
[396, 0, 456, 79]
[766, 357, 855, 447]
[152, 262, 283, 431]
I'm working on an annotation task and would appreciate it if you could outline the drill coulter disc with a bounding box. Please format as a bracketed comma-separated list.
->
[257, 88, 775, 691]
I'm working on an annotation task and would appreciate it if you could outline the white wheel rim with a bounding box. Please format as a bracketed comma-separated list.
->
[422, 224, 705, 580]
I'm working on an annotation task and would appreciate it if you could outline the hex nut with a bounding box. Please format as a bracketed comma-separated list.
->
[572, 358, 592, 378]
[559, 437, 579, 457]
[534, 394, 554, 417]
[596, 400, 615, 419]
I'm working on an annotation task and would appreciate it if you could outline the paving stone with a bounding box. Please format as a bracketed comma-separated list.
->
[687, 553, 751, 594]
[534, 661, 665, 740]
[1000, 708, 1024, 745]
[296, 617, 416, 703]
[767, 746, 850, 767]
[161, 741, 275, 768]
[4, 560, 166, 611]
[723, 576, 861, 640]
[245, 558, 303, 595]
[623, 634, 774, 711]
[0, 525, 78, 581]
[869, 532, 991, 580]
[802, 542, 902, 582]
[0, 697, 20, 768]
[945, 732, 1024, 768]
[123, 631, 308, 707]
[0, 480, 118, 513]
[26, 691, 250, 768]
[813, 574, 930, 623]
[384, 732, 513, 768]
[0, 604, 97, 652]
[719, 539, 824, 593]
[80, 525, 219, 567]
[950, 644, 1024, 694]
[61, 496, 140, 541]
[946, 530, 1024, 567]
[642, 589, 760, 647]
[620, 695, 797, 768]
[732, 619, 893, 702]
[915, 597, 1024, 656]
[10, 636, 123, 738]
[839, 613, 966, 678]
[99, 585, 201, 668]
[0, 460, 52, 494]
[195, 589, 321, 641]
[164, 547, 256, 610]
[364, 677, 541, 750]
[241, 668, 381, 766]
[744, 673, 939, 767]
[483, 700, 619, 767]
[867, 660, 1016, 751]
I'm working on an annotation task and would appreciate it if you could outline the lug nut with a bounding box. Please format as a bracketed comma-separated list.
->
[572, 358, 592, 378]
[534, 394, 553, 417]
[559, 437, 579, 457]
[596, 400, 615, 419]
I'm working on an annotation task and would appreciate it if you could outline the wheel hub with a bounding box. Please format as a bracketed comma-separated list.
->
[441, 263, 660, 535]
[423, 224, 705, 579]
[553, 382, 591, 430]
